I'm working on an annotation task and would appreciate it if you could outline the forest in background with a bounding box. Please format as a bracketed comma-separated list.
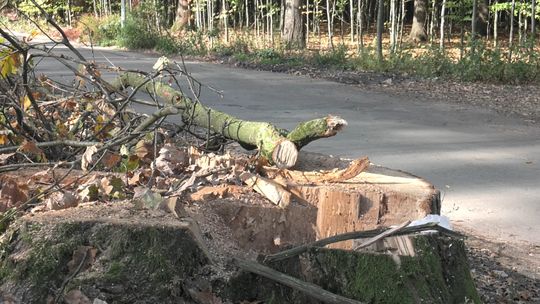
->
[3, 0, 540, 82]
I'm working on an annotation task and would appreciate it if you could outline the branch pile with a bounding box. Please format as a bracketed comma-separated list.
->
[0, 3, 351, 233]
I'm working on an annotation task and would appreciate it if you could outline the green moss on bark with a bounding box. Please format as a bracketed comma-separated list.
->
[0, 219, 209, 303]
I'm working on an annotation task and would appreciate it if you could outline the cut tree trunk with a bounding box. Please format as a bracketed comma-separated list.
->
[112, 72, 346, 168]
[282, 0, 306, 48]
[409, 0, 428, 42]
[0, 152, 478, 303]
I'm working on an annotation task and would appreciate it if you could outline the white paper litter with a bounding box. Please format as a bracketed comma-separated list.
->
[408, 214, 453, 231]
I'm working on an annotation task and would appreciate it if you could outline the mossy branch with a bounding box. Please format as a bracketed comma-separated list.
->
[112, 72, 346, 168]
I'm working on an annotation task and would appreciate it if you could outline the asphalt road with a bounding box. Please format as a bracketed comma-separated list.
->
[36, 45, 540, 246]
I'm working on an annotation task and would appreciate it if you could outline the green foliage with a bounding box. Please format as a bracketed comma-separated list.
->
[77, 14, 121, 46]
[117, 17, 157, 49]
[313, 44, 349, 67]
[155, 36, 180, 54]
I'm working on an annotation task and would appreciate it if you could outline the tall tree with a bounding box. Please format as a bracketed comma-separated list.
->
[174, 0, 192, 29]
[475, 0, 489, 36]
[409, 0, 427, 41]
[282, 0, 305, 47]
[532, 0, 537, 39]
[376, 0, 383, 60]
[439, 0, 446, 50]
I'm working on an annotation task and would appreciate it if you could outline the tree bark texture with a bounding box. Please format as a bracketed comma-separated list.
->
[174, 0, 192, 29]
[112, 72, 346, 168]
[409, 0, 427, 42]
[475, 0, 489, 36]
[376, 0, 384, 59]
[282, 0, 305, 48]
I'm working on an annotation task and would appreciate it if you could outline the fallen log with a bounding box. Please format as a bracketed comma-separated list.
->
[111, 72, 346, 168]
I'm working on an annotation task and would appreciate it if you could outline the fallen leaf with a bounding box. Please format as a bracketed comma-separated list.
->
[128, 171, 142, 186]
[0, 179, 28, 212]
[21, 95, 32, 111]
[100, 177, 125, 199]
[101, 152, 121, 169]
[135, 140, 153, 159]
[0, 134, 8, 145]
[132, 187, 163, 209]
[0, 153, 15, 164]
[78, 184, 99, 202]
[155, 144, 188, 175]
[44, 191, 79, 210]
[18, 140, 43, 156]
[81, 145, 98, 171]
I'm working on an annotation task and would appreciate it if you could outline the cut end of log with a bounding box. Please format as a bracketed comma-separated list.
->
[272, 140, 298, 169]
[324, 115, 348, 136]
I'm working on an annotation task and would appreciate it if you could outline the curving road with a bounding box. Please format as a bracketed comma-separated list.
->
[37, 45, 540, 246]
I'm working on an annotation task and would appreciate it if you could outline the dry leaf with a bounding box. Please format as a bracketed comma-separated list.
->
[101, 152, 121, 169]
[81, 145, 98, 171]
[0, 179, 28, 212]
[133, 187, 163, 209]
[63, 290, 91, 304]
[44, 191, 79, 210]
[78, 184, 99, 202]
[0, 153, 15, 164]
[155, 144, 188, 175]
[135, 140, 153, 159]
[0, 134, 8, 145]
[21, 95, 32, 111]
[18, 140, 43, 156]
[100, 177, 125, 199]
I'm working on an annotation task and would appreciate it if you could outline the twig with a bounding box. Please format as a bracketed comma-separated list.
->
[234, 258, 364, 304]
[0, 140, 100, 154]
[264, 222, 463, 263]
[54, 249, 89, 303]
[352, 220, 410, 251]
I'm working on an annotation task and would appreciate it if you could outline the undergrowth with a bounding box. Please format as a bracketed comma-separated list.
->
[19, 11, 540, 84]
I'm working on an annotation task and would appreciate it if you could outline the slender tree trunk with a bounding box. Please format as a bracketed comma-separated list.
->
[472, 0, 477, 47]
[223, 0, 229, 43]
[439, 0, 446, 50]
[519, 0, 523, 45]
[493, 2, 498, 47]
[509, 0, 515, 60]
[532, 0, 537, 40]
[283, 0, 306, 48]
[429, 0, 435, 43]
[475, 0, 489, 36]
[399, 0, 405, 49]
[376, 0, 384, 60]
[326, 0, 334, 48]
[306, 0, 310, 45]
[410, 0, 428, 41]
[357, 0, 364, 50]
[93, 0, 98, 17]
[508, 0, 516, 61]
[350, 0, 355, 43]
[120, 0, 126, 27]
[66, 0, 72, 26]
[390, 0, 397, 52]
